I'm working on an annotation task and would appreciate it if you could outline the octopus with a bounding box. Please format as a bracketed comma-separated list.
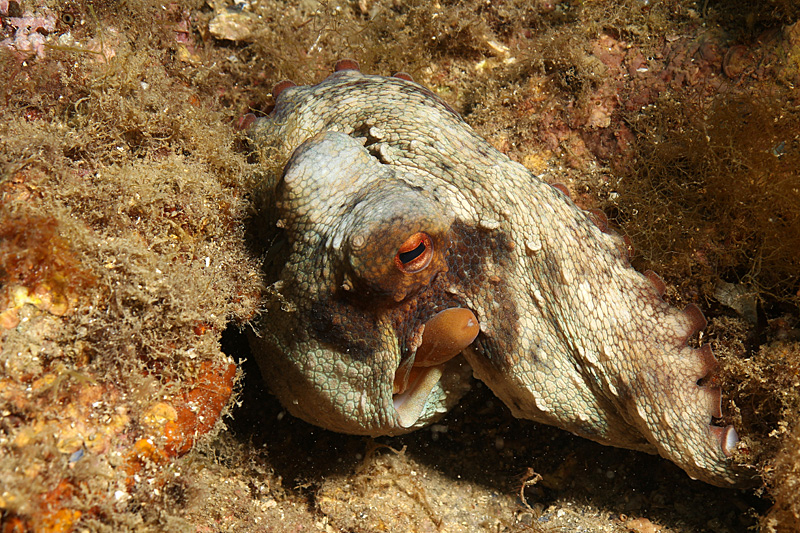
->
[246, 60, 748, 487]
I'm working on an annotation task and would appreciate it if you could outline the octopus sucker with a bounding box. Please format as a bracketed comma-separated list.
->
[643, 269, 667, 297]
[680, 303, 710, 342]
[334, 58, 360, 72]
[271, 80, 297, 100]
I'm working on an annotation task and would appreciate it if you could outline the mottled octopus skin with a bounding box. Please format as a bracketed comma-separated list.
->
[248, 66, 746, 487]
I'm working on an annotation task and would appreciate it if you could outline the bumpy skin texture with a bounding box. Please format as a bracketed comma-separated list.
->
[248, 67, 747, 487]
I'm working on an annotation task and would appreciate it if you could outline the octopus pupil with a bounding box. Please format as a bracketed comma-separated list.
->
[398, 242, 426, 264]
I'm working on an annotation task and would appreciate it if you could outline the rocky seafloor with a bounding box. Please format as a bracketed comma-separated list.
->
[1, 0, 799, 531]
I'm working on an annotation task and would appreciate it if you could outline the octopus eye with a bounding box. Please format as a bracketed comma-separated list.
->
[395, 232, 433, 273]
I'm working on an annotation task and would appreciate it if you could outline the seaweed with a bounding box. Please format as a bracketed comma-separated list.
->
[1, 0, 799, 530]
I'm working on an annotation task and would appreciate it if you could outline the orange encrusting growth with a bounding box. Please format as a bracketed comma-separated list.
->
[0, 360, 237, 532]
[162, 361, 238, 456]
